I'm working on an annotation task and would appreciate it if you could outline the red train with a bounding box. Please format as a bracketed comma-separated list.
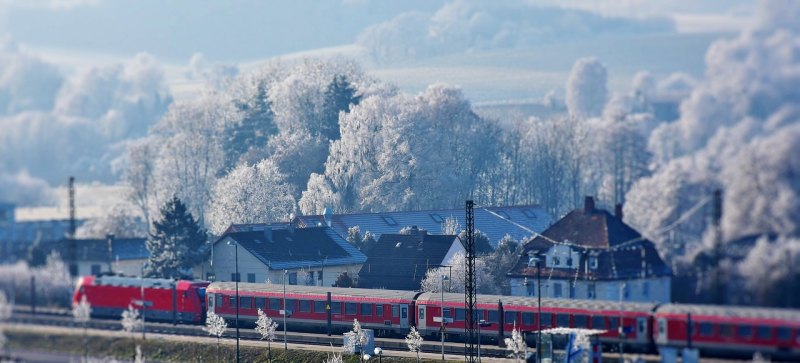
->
[73, 275, 209, 323]
[206, 282, 800, 360]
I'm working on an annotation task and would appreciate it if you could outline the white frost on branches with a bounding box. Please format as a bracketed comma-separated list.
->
[405, 326, 423, 362]
[120, 304, 143, 334]
[504, 323, 526, 362]
[343, 319, 368, 354]
[566, 57, 608, 119]
[0, 290, 11, 321]
[72, 295, 92, 324]
[255, 308, 278, 342]
[204, 311, 227, 338]
[206, 158, 296, 235]
[420, 252, 498, 294]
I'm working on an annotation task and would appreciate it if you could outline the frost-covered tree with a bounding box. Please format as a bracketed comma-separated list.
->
[145, 196, 208, 279]
[204, 311, 227, 361]
[504, 322, 525, 362]
[405, 326, 423, 363]
[77, 203, 148, 239]
[482, 235, 523, 295]
[121, 304, 143, 360]
[420, 252, 497, 294]
[333, 271, 355, 288]
[440, 216, 460, 235]
[73, 295, 92, 360]
[566, 58, 608, 119]
[123, 138, 159, 228]
[206, 159, 296, 235]
[343, 319, 368, 359]
[737, 235, 800, 306]
[255, 308, 278, 361]
[0, 290, 12, 354]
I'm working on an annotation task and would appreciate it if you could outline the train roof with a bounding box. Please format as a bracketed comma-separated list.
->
[416, 292, 657, 313]
[207, 282, 420, 302]
[656, 303, 800, 323]
[84, 275, 207, 290]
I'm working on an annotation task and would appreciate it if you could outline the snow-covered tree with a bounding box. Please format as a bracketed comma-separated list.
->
[77, 203, 148, 239]
[121, 304, 143, 360]
[566, 57, 608, 119]
[255, 308, 279, 361]
[440, 216, 460, 235]
[206, 158, 296, 235]
[420, 252, 498, 294]
[405, 326, 423, 363]
[343, 319, 368, 358]
[73, 295, 92, 360]
[204, 311, 227, 361]
[0, 290, 12, 354]
[504, 322, 525, 362]
[145, 196, 207, 279]
[324, 344, 344, 363]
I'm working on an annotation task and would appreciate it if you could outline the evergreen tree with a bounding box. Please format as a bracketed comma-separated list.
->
[145, 196, 207, 279]
[320, 74, 361, 141]
[224, 80, 278, 169]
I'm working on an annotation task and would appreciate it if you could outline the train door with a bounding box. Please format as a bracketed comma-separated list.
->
[418, 305, 427, 330]
[656, 318, 667, 345]
[636, 317, 647, 343]
[400, 304, 409, 329]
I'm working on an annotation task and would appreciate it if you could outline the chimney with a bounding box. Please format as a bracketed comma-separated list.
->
[323, 207, 333, 227]
[584, 196, 595, 213]
[615, 203, 623, 220]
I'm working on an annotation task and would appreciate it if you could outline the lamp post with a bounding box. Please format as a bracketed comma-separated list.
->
[440, 274, 449, 361]
[140, 262, 146, 341]
[227, 241, 240, 363]
[535, 254, 542, 363]
[619, 282, 626, 363]
[374, 347, 383, 363]
[283, 269, 288, 350]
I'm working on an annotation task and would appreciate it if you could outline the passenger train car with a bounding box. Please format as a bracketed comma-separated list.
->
[73, 275, 209, 323]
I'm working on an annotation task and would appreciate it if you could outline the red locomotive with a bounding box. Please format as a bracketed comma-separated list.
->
[73, 275, 209, 323]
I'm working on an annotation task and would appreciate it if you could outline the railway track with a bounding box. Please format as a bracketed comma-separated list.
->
[8, 306, 514, 359]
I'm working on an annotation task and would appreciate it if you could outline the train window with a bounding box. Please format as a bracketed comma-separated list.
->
[376, 305, 384, 317]
[419, 308, 425, 320]
[286, 299, 297, 310]
[361, 303, 373, 316]
[215, 294, 224, 307]
[488, 310, 499, 323]
[255, 297, 266, 310]
[392, 305, 399, 317]
[592, 316, 606, 329]
[269, 298, 281, 311]
[737, 325, 753, 339]
[540, 313, 553, 327]
[777, 327, 791, 341]
[505, 311, 517, 324]
[757, 326, 772, 340]
[332, 302, 342, 314]
[346, 303, 357, 315]
[240, 297, 252, 309]
[522, 313, 534, 326]
[699, 323, 714, 337]
[314, 301, 326, 313]
[444, 308, 451, 319]
[609, 317, 619, 331]
[456, 309, 466, 321]
[574, 315, 588, 328]
[299, 300, 311, 313]
[720, 324, 733, 337]
[474, 309, 484, 321]
[557, 314, 570, 327]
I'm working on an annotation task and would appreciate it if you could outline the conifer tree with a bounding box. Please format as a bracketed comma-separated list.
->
[145, 196, 207, 279]
[224, 80, 278, 168]
[320, 74, 361, 141]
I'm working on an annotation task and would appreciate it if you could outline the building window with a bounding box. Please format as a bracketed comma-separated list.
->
[317, 271, 323, 283]
[623, 284, 630, 299]
[566, 257, 573, 267]
[588, 283, 596, 299]
[569, 282, 575, 298]
[552, 256, 560, 267]
[526, 282, 535, 296]
[206, 272, 214, 281]
[231, 273, 240, 282]
[642, 281, 650, 297]
[91, 264, 102, 275]
[589, 256, 598, 269]
[381, 216, 397, 226]
[247, 273, 256, 283]
[553, 283, 562, 298]
[288, 272, 297, 285]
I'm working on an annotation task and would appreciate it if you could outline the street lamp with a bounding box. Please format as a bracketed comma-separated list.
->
[440, 274, 449, 362]
[227, 240, 240, 363]
[283, 269, 288, 350]
[140, 262, 147, 341]
[373, 347, 383, 363]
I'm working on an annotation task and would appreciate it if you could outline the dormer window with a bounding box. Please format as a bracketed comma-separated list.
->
[552, 256, 560, 266]
[589, 256, 598, 269]
[566, 257, 573, 267]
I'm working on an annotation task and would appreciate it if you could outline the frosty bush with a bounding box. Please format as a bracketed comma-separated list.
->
[0, 251, 73, 308]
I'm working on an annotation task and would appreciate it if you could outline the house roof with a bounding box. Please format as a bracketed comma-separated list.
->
[217, 223, 366, 270]
[508, 197, 671, 280]
[357, 230, 461, 291]
[56, 237, 148, 262]
[293, 204, 552, 248]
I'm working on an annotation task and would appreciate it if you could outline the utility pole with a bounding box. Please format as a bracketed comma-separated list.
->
[464, 200, 477, 362]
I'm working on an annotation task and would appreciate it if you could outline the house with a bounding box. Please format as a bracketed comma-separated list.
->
[208, 223, 366, 287]
[507, 197, 672, 303]
[357, 227, 464, 291]
[54, 236, 148, 277]
[0, 202, 87, 263]
[292, 204, 552, 249]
